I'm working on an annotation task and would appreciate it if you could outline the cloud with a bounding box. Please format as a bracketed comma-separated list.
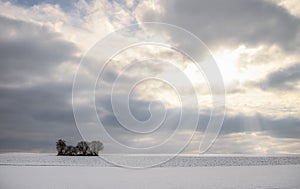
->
[0, 1, 138, 153]
[136, 0, 300, 51]
[259, 63, 300, 90]
[93, 91, 300, 153]
[0, 15, 79, 86]
[0, 80, 84, 152]
[219, 114, 300, 139]
[0, 14, 82, 152]
[1, 0, 76, 10]
[0, 0, 299, 154]
[270, 0, 300, 17]
[205, 131, 300, 154]
[0, 0, 135, 51]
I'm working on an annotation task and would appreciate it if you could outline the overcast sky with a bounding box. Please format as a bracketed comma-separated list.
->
[0, 0, 300, 154]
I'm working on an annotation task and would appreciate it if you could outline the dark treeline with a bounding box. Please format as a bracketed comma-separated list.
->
[56, 139, 103, 156]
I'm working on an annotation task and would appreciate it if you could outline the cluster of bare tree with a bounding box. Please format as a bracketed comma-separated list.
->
[56, 139, 103, 156]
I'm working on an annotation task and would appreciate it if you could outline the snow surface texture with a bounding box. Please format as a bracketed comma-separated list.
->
[1, 165, 300, 189]
[0, 153, 300, 188]
[1, 153, 300, 167]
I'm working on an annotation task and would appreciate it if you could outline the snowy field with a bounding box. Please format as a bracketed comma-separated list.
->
[1, 153, 300, 167]
[1, 153, 300, 189]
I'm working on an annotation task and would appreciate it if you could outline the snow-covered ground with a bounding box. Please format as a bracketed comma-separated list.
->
[0, 153, 300, 188]
[1, 153, 300, 167]
[1, 165, 300, 189]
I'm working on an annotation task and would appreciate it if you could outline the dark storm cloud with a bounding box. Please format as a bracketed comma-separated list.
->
[96, 94, 169, 127]
[139, 0, 300, 51]
[0, 82, 82, 152]
[0, 15, 79, 85]
[0, 15, 82, 152]
[259, 63, 300, 90]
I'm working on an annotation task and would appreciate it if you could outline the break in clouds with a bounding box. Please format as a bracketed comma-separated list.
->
[0, 0, 300, 154]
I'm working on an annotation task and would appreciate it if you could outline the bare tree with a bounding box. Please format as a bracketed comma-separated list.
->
[57, 139, 103, 156]
[88, 141, 104, 155]
[76, 141, 90, 155]
[56, 139, 66, 155]
[65, 145, 77, 156]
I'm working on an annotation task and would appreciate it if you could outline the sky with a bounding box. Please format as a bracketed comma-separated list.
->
[0, 0, 300, 154]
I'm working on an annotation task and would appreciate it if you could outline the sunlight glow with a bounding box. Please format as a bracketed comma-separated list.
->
[183, 64, 205, 84]
[213, 46, 245, 86]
